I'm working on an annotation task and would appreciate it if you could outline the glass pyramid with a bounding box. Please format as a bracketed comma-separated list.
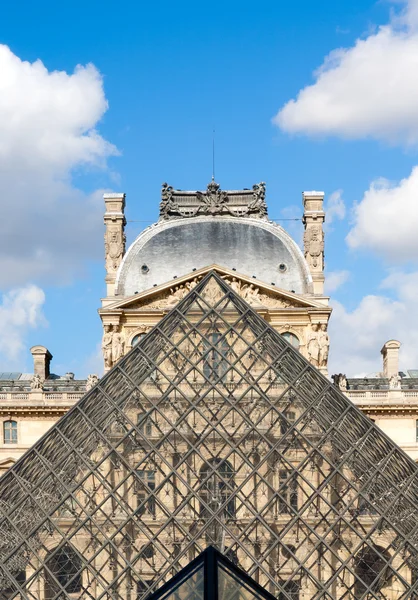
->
[1, 271, 418, 600]
[147, 546, 275, 600]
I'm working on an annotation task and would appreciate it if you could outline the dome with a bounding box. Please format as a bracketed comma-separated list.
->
[116, 216, 312, 296]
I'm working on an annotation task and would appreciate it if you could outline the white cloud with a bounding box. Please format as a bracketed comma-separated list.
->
[274, 1, 418, 145]
[324, 270, 350, 294]
[0, 285, 46, 368]
[328, 269, 418, 376]
[347, 165, 418, 260]
[0, 45, 117, 287]
[325, 189, 346, 225]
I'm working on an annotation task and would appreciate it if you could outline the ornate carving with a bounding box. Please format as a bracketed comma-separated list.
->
[30, 374, 43, 390]
[304, 225, 324, 270]
[159, 181, 269, 220]
[105, 230, 126, 273]
[86, 374, 99, 391]
[248, 182, 267, 217]
[196, 180, 230, 216]
[222, 275, 293, 308]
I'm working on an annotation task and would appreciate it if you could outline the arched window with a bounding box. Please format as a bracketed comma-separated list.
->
[44, 544, 82, 599]
[199, 458, 235, 519]
[354, 545, 390, 598]
[3, 421, 17, 444]
[281, 332, 300, 350]
[137, 411, 152, 437]
[137, 579, 154, 599]
[135, 469, 156, 516]
[278, 470, 298, 513]
[132, 333, 146, 347]
[203, 333, 229, 382]
[278, 580, 299, 600]
[0, 570, 25, 598]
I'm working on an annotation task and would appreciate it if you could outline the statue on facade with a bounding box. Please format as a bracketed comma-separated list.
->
[332, 373, 347, 391]
[112, 326, 125, 364]
[307, 324, 320, 367]
[304, 225, 324, 270]
[30, 373, 43, 390]
[86, 374, 99, 391]
[389, 373, 402, 390]
[318, 323, 330, 368]
[102, 325, 113, 369]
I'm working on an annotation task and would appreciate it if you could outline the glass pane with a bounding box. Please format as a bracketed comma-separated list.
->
[159, 565, 204, 600]
[218, 563, 266, 600]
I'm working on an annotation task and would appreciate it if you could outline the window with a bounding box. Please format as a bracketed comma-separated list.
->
[136, 470, 156, 516]
[280, 411, 296, 435]
[137, 411, 152, 437]
[354, 546, 390, 598]
[281, 332, 300, 350]
[45, 544, 82, 599]
[4, 420, 17, 444]
[416, 419, 418, 442]
[132, 333, 146, 347]
[137, 579, 154, 599]
[199, 459, 235, 519]
[278, 580, 299, 600]
[203, 333, 229, 382]
[278, 470, 298, 513]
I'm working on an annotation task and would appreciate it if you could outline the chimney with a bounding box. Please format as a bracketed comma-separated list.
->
[30, 345, 53, 380]
[381, 340, 401, 378]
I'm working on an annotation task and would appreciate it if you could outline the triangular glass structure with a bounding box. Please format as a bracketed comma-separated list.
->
[1, 271, 418, 600]
[147, 546, 276, 600]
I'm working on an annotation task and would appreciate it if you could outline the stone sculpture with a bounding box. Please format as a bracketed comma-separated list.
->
[86, 374, 99, 391]
[102, 325, 113, 369]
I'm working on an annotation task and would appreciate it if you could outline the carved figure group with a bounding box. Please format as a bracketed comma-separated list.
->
[102, 325, 126, 370]
[30, 373, 43, 390]
[86, 374, 99, 391]
[332, 373, 348, 391]
[247, 182, 267, 218]
[389, 373, 402, 390]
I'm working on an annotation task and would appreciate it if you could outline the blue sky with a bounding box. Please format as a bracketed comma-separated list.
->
[1, 0, 418, 377]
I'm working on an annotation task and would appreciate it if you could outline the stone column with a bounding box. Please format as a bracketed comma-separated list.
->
[302, 191, 325, 295]
[104, 193, 126, 297]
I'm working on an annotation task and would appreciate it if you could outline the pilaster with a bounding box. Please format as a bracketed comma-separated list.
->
[104, 193, 126, 297]
[302, 191, 325, 296]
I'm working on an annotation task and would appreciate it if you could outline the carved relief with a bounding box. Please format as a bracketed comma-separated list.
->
[159, 181, 269, 220]
[105, 229, 126, 273]
[112, 326, 125, 364]
[304, 225, 324, 270]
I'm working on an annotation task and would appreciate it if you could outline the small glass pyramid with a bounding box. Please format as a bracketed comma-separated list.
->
[148, 546, 275, 600]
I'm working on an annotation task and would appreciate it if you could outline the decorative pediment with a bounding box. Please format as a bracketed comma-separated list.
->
[101, 265, 326, 314]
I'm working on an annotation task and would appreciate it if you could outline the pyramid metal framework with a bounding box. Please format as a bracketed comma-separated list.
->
[1, 272, 418, 600]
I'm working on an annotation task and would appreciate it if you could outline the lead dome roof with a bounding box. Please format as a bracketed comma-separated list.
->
[115, 182, 312, 296]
